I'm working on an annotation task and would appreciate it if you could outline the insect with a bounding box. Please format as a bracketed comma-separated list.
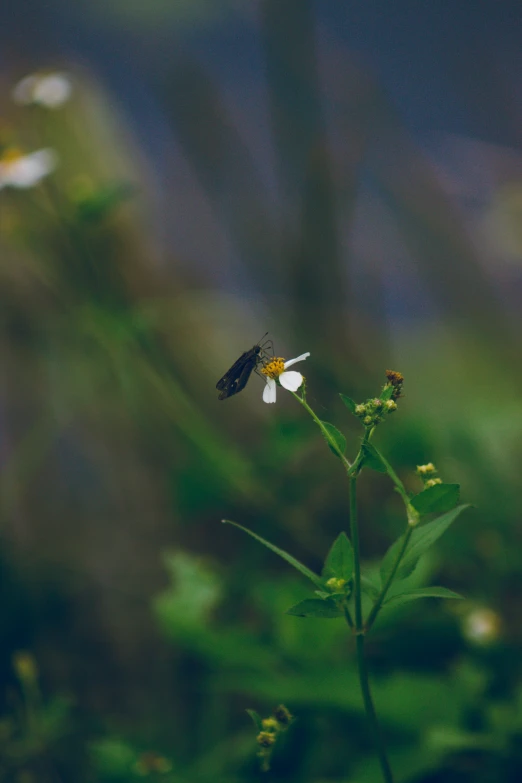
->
[216, 334, 272, 400]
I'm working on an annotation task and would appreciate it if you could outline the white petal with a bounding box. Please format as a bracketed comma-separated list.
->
[0, 149, 57, 189]
[279, 371, 304, 392]
[12, 75, 39, 104]
[13, 72, 72, 108]
[263, 378, 277, 403]
[283, 352, 310, 369]
[33, 74, 72, 108]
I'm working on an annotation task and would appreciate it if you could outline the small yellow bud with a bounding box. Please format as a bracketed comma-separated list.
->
[325, 577, 347, 591]
[261, 717, 279, 731]
[425, 477, 442, 488]
[134, 753, 173, 776]
[416, 463, 436, 476]
[273, 704, 293, 727]
[354, 404, 366, 415]
[384, 399, 397, 411]
[257, 731, 276, 748]
[12, 652, 38, 683]
[363, 415, 373, 426]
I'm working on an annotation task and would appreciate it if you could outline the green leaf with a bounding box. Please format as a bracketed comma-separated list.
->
[286, 598, 342, 618]
[410, 483, 460, 515]
[384, 586, 464, 607]
[246, 709, 263, 731]
[314, 590, 331, 599]
[322, 532, 354, 581]
[366, 444, 409, 503]
[380, 385, 394, 402]
[360, 442, 387, 473]
[75, 182, 136, 223]
[222, 520, 324, 588]
[361, 574, 381, 600]
[380, 504, 470, 583]
[339, 394, 357, 413]
[319, 421, 346, 457]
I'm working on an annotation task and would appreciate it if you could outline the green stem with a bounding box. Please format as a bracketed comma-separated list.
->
[350, 475, 394, 783]
[342, 603, 354, 629]
[355, 634, 394, 783]
[292, 392, 352, 471]
[350, 477, 363, 631]
[367, 444, 411, 509]
[293, 392, 393, 782]
[365, 525, 414, 632]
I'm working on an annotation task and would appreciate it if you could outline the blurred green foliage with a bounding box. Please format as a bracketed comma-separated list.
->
[2, 2, 522, 781]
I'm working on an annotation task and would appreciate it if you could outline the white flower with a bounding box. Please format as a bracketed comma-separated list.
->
[462, 608, 501, 645]
[13, 71, 72, 108]
[0, 148, 58, 190]
[261, 352, 310, 404]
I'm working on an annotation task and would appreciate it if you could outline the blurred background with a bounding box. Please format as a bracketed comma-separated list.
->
[1, 1, 522, 781]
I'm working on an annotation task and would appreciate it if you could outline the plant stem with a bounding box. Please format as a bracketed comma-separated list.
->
[350, 475, 394, 783]
[365, 525, 414, 632]
[355, 633, 394, 783]
[292, 393, 352, 471]
[294, 393, 394, 781]
[350, 477, 363, 631]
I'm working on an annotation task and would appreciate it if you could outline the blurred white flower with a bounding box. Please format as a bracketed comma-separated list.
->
[261, 353, 310, 404]
[462, 607, 501, 645]
[13, 71, 72, 108]
[0, 147, 57, 189]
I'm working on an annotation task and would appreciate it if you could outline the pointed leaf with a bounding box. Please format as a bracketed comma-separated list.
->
[384, 586, 464, 607]
[360, 443, 387, 473]
[322, 532, 354, 581]
[380, 504, 470, 583]
[367, 445, 410, 503]
[410, 483, 460, 515]
[246, 709, 263, 731]
[222, 520, 323, 588]
[286, 598, 342, 618]
[380, 385, 395, 402]
[319, 421, 346, 457]
[339, 394, 357, 413]
[361, 575, 381, 600]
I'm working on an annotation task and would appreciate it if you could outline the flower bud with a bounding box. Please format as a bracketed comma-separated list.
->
[416, 463, 436, 476]
[261, 717, 279, 731]
[273, 704, 293, 727]
[257, 731, 276, 748]
[12, 652, 38, 683]
[325, 577, 347, 591]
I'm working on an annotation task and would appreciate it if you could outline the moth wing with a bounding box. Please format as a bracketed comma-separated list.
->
[217, 350, 261, 400]
[231, 355, 258, 395]
[216, 349, 252, 391]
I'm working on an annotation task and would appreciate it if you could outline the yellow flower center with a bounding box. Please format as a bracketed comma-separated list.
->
[1, 147, 24, 163]
[261, 357, 285, 379]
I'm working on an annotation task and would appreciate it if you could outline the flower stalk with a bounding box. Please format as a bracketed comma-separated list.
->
[229, 360, 466, 781]
[349, 443, 395, 783]
[293, 392, 395, 782]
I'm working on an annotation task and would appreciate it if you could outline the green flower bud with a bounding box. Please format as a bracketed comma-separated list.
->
[416, 462, 437, 476]
[257, 731, 276, 748]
